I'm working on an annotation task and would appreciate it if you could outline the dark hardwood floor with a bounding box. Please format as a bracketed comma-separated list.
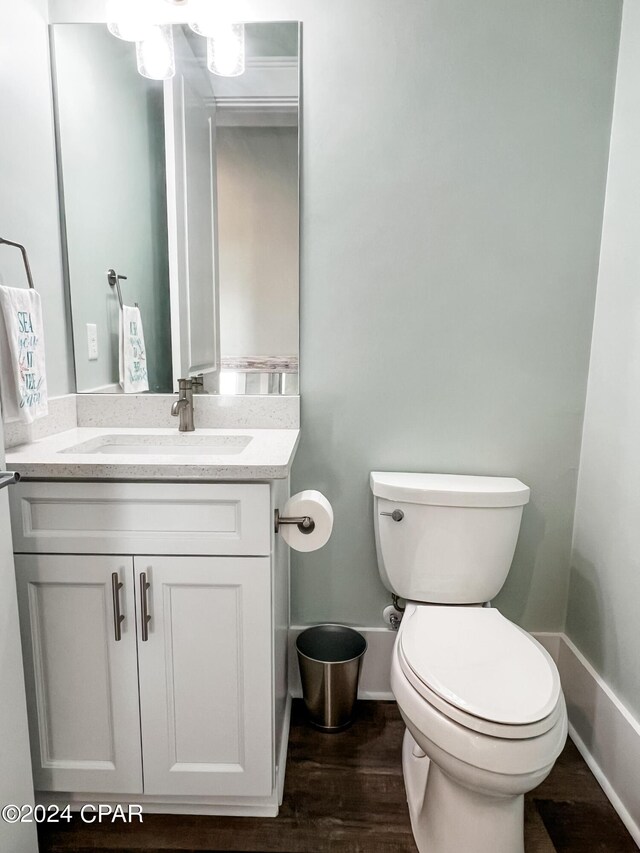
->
[38, 700, 636, 853]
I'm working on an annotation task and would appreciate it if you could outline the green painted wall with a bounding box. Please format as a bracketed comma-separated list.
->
[286, 0, 621, 630]
[567, 0, 640, 718]
[49, 0, 622, 632]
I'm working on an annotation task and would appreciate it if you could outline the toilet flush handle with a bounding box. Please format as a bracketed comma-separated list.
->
[380, 509, 404, 522]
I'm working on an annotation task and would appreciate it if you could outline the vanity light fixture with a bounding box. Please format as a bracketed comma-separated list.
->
[106, 0, 245, 80]
[187, 0, 226, 37]
[106, 0, 155, 42]
[189, 11, 246, 78]
[136, 24, 176, 80]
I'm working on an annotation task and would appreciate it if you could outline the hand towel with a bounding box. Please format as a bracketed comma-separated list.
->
[0, 286, 48, 423]
[119, 304, 149, 393]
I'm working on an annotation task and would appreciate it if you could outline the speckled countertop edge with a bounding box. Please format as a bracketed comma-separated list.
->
[6, 427, 300, 481]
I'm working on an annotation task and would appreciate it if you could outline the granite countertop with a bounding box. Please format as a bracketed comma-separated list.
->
[6, 427, 300, 481]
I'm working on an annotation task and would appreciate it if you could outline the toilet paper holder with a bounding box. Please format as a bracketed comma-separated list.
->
[274, 509, 316, 535]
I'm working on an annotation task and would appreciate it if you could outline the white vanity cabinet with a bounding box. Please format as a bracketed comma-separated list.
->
[136, 555, 272, 797]
[10, 480, 290, 817]
[13, 554, 143, 795]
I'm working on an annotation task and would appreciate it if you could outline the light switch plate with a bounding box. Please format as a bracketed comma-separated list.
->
[86, 323, 98, 360]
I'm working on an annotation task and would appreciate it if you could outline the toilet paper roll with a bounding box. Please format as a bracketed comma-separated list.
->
[280, 490, 333, 552]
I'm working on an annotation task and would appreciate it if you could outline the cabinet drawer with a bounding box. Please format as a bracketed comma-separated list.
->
[9, 482, 271, 556]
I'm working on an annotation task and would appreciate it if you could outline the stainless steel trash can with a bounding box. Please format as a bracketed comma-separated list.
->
[296, 625, 367, 732]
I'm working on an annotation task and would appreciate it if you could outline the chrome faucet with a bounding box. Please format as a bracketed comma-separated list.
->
[171, 378, 195, 432]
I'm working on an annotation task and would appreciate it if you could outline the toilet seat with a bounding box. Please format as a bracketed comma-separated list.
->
[398, 605, 562, 739]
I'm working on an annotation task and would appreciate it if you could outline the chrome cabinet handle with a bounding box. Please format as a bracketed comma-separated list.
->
[380, 509, 404, 522]
[0, 471, 20, 490]
[140, 572, 151, 642]
[111, 572, 125, 642]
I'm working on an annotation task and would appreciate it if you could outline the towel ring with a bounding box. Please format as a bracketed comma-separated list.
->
[0, 238, 35, 290]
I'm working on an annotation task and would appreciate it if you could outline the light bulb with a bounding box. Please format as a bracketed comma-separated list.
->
[206, 23, 245, 77]
[107, 0, 154, 42]
[136, 25, 175, 80]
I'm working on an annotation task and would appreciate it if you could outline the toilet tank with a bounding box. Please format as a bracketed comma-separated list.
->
[370, 472, 530, 604]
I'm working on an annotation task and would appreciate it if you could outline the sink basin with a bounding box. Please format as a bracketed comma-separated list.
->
[62, 434, 252, 457]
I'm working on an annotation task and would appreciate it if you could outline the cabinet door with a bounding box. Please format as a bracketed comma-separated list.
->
[14, 555, 143, 794]
[136, 556, 272, 797]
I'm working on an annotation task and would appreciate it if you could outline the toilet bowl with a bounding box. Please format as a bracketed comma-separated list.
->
[390, 603, 567, 853]
[369, 471, 568, 853]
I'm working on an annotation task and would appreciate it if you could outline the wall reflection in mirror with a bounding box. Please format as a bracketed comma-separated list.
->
[51, 22, 300, 395]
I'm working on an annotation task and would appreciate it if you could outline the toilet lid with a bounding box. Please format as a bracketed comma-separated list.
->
[400, 607, 560, 725]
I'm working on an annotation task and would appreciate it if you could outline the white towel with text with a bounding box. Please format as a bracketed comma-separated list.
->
[0, 285, 48, 423]
[119, 304, 149, 393]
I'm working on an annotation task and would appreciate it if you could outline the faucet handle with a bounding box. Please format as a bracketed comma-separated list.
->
[177, 378, 193, 391]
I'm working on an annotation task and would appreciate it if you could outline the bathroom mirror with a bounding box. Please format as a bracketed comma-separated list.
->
[50, 22, 300, 395]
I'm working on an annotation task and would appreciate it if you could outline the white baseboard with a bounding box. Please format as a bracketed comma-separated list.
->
[289, 625, 640, 847]
[288, 626, 559, 702]
[555, 634, 640, 848]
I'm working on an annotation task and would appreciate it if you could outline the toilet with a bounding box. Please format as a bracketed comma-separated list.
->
[371, 471, 567, 853]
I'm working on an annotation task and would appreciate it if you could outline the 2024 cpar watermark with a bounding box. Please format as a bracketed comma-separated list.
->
[2, 803, 143, 824]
